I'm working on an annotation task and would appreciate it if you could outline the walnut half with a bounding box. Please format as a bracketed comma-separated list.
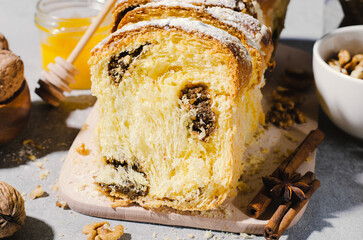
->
[0, 181, 26, 238]
[0, 33, 9, 50]
[82, 222, 124, 240]
[328, 50, 363, 79]
[266, 87, 307, 129]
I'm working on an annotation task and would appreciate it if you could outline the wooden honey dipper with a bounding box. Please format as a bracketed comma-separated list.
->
[35, 0, 116, 107]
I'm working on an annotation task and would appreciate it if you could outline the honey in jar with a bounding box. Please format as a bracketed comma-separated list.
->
[35, 0, 112, 89]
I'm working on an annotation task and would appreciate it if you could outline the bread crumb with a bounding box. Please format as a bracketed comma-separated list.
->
[50, 181, 59, 192]
[240, 233, 256, 239]
[37, 144, 45, 150]
[73, 158, 82, 164]
[40, 170, 50, 180]
[30, 185, 45, 199]
[284, 132, 299, 143]
[272, 148, 281, 154]
[12, 158, 22, 164]
[23, 139, 34, 146]
[76, 143, 90, 156]
[204, 231, 214, 239]
[261, 148, 269, 154]
[237, 181, 249, 192]
[77, 184, 88, 192]
[28, 155, 36, 161]
[188, 233, 195, 238]
[36, 161, 44, 169]
[81, 123, 89, 131]
[245, 155, 264, 176]
[152, 232, 157, 238]
[56, 200, 69, 209]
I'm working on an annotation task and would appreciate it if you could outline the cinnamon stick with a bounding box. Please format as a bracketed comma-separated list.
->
[264, 202, 292, 237]
[247, 129, 324, 218]
[295, 171, 315, 184]
[278, 129, 324, 176]
[247, 188, 271, 218]
[268, 179, 321, 240]
[264, 171, 315, 238]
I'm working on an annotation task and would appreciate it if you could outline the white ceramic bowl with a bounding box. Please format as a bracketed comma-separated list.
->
[313, 25, 363, 139]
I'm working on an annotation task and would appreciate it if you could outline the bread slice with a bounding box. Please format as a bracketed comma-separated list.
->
[251, 0, 290, 43]
[111, 0, 253, 33]
[89, 18, 264, 211]
[115, 1, 273, 89]
[112, 0, 290, 46]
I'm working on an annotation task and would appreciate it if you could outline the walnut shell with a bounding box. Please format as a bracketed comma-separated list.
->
[0, 50, 24, 103]
[0, 181, 26, 238]
[0, 33, 9, 50]
[0, 50, 24, 102]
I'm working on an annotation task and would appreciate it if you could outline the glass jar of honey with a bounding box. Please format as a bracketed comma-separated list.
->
[35, 0, 112, 89]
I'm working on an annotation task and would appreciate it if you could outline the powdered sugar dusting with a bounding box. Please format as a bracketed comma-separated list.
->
[206, 6, 269, 50]
[130, 1, 269, 52]
[116, 0, 245, 11]
[141, 1, 203, 9]
[93, 18, 251, 62]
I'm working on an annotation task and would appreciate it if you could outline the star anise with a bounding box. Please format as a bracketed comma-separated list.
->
[262, 171, 311, 202]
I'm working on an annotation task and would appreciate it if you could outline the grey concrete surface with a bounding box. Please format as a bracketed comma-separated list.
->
[1, 0, 362, 239]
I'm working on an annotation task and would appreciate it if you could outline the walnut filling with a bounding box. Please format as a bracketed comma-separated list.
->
[180, 84, 216, 140]
[100, 158, 149, 200]
[105, 158, 144, 177]
[98, 182, 148, 200]
[108, 44, 149, 84]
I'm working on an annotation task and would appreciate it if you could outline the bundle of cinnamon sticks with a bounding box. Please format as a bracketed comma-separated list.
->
[246, 129, 324, 240]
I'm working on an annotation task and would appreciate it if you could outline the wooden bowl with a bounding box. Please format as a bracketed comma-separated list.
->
[0, 80, 31, 146]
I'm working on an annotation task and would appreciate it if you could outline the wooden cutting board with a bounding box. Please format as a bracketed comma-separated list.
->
[59, 44, 318, 234]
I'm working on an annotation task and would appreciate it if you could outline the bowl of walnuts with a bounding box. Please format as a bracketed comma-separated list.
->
[313, 25, 363, 139]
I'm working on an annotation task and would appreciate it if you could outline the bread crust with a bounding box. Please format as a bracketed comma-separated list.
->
[90, 24, 251, 98]
[253, 0, 290, 42]
[115, 4, 273, 89]
[112, 0, 252, 33]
